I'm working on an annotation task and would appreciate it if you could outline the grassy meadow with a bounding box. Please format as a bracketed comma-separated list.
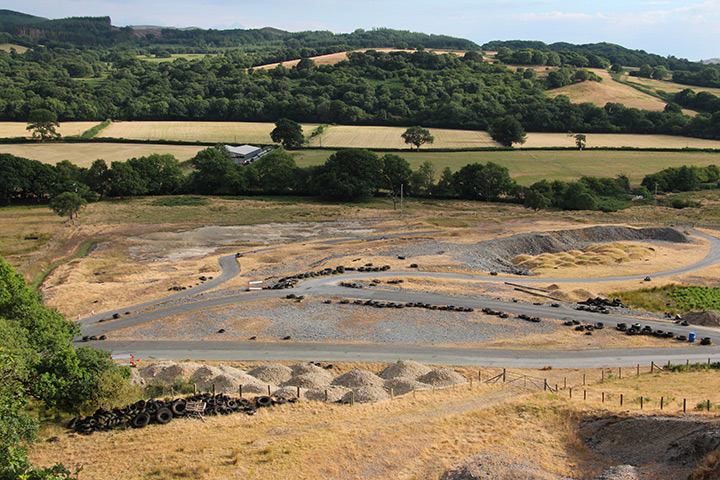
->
[0, 121, 99, 138]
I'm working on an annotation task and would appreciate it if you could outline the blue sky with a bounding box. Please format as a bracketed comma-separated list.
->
[6, 0, 720, 60]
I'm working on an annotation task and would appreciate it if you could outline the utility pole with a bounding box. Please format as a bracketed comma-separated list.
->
[400, 184, 404, 219]
[654, 182, 658, 208]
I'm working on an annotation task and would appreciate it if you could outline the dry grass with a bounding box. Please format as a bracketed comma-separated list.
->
[547, 68, 669, 111]
[522, 132, 720, 149]
[29, 367, 720, 480]
[0, 43, 28, 53]
[623, 75, 720, 97]
[97, 121, 319, 144]
[0, 121, 99, 139]
[306, 125, 499, 149]
[0, 143, 204, 167]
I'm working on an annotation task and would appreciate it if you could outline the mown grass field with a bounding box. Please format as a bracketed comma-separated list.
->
[0, 43, 28, 53]
[0, 142, 204, 168]
[0, 121, 100, 138]
[307, 125, 498, 149]
[547, 69, 669, 112]
[623, 75, 720, 97]
[295, 149, 720, 185]
[97, 121, 320, 144]
[254, 48, 463, 70]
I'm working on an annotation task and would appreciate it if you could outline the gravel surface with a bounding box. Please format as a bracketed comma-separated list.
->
[332, 369, 384, 388]
[418, 368, 467, 387]
[131, 301, 556, 345]
[248, 363, 293, 384]
[383, 226, 691, 275]
[383, 378, 431, 395]
[305, 385, 350, 402]
[595, 465, 640, 480]
[440, 453, 571, 480]
[341, 385, 389, 404]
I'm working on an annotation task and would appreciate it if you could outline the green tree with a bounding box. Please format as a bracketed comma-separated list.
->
[488, 116, 527, 147]
[106, 161, 145, 198]
[247, 150, 298, 193]
[524, 189, 552, 211]
[189, 147, 245, 195]
[453, 162, 516, 200]
[409, 160, 435, 196]
[315, 149, 382, 201]
[381, 154, 412, 209]
[651, 66, 668, 80]
[270, 118, 304, 149]
[638, 64, 653, 78]
[401, 126, 435, 150]
[26, 109, 60, 142]
[572, 133, 587, 150]
[433, 167, 456, 197]
[49, 192, 86, 220]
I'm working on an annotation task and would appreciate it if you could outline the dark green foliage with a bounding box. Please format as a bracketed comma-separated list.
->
[488, 116, 527, 147]
[314, 149, 382, 201]
[270, 118, 304, 149]
[188, 147, 245, 196]
[247, 150, 299, 193]
[26, 109, 59, 142]
[381, 153, 412, 207]
[49, 192, 86, 219]
[452, 162, 516, 200]
[401, 126, 435, 149]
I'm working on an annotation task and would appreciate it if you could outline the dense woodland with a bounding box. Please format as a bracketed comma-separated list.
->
[0, 11, 719, 139]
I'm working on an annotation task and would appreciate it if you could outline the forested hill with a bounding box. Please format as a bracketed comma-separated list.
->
[483, 40, 700, 71]
[0, 10, 479, 50]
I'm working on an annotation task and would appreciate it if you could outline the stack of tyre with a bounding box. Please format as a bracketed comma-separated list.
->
[68, 393, 292, 435]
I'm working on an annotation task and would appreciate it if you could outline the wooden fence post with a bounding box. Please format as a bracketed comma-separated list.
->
[584, 390, 587, 401]
[667, 360, 671, 369]
[564, 377, 567, 389]
[640, 396, 643, 410]
[583, 374, 586, 385]
[267, 385, 271, 396]
[708, 399, 712, 411]
[193, 383, 197, 394]
[683, 398, 687, 413]
[502, 369, 506, 383]
[324, 389, 328, 403]
[569, 388, 573, 399]
[651, 362, 655, 373]
[479, 370, 482, 382]
[660, 396, 664, 410]
[390, 388, 394, 401]
[350, 391, 355, 406]
[239, 385, 242, 398]
[212, 384, 216, 397]
[618, 367, 622, 379]
[637, 364, 640, 376]
[544, 379, 548, 391]
[602, 392, 605, 403]
[620, 394, 624, 407]
[296, 386, 300, 398]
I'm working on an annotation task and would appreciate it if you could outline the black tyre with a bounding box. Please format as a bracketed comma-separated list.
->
[238, 398, 251, 407]
[155, 407, 173, 425]
[131, 412, 150, 428]
[274, 397, 288, 405]
[256, 396, 273, 408]
[170, 399, 187, 416]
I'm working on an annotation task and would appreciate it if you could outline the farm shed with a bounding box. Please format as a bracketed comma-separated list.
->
[225, 144, 262, 164]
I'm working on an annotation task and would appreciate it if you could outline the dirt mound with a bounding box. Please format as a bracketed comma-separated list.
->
[440, 453, 570, 480]
[595, 465, 639, 480]
[305, 385, 350, 402]
[138, 361, 176, 381]
[341, 386, 389, 404]
[378, 360, 432, 380]
[682, 311, 720, 327]
[129, 368, 145, 386]
[241, 383, 273, 395]
[155, 362, 202, 383]
[387, 226, 690, 275]
[418, 368, 466, 387]
[273, 386, 306, 400]
[282, 372, 332, 389]
[332, 369, 384, 389]
[289, 363, 332, 377]
[582, 415, 720, 469]
[383, 378, 430, 396]
[216, 364, 246, 378]
[249, 363, 293, 384]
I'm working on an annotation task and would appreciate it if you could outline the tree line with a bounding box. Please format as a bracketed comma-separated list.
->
[1, 47, 718, 140]
[4, 148, 717, 214]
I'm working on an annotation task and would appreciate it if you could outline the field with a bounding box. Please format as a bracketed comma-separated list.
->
[0, 43, 28, 53]
[254, 48, 463, 70]
[306, 125, 498, 149]
[547, 69, 670, 112]
[0, 142, 204, 168]
[97, 121, 320, 144]
[623, 75, 720, 97]
[0, 121, 100, 138]
[294, 148, 720, 185]
[137, 53, 218, 63]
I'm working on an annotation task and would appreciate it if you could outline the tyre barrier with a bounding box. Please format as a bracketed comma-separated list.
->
[68, 393, 296, 436]
[269, 265, 389, 290]
[561, 321, 711, 345]
[332, 297, 475, 313]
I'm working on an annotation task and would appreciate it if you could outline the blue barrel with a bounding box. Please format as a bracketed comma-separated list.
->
[689, 332, 696, 342]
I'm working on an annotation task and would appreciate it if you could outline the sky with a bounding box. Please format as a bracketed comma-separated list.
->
[4, 0, 720, 60]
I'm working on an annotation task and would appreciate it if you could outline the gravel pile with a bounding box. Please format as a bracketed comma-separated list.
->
[418, 369, 466, 387]
[153, 362, 202, 384]
[383, 378, 431, 396]
[331, 369, 384, 389]
[595, 465, 640, 480]
[682, 311, 720, 327]
[378, 360, 432, 380]
[138, 361, 176, 381]
[190, 365, 226, 389]
[273, 386, 307, 400]
[129, 368, 145, 386]
[440, 453, 571, 480]
[342, 385, 389, 404]
[282, 373, 332, 389]
[384, 226, 690, 275]
[249, 363, 293, 384]
[305, 386, 350, 402]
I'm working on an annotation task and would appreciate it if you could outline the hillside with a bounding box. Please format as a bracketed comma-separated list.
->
[0, 9, 46, 30]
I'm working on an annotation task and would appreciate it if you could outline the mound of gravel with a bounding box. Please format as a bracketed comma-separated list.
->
[595, 465, 640, 480]
[385, 226, 690, 275]
[440, 454, 571, 480]
[305, 385, 351, 402]
[249, 363, 293, 384]
[682, 311, 720, 328]
[273, 386, 307, 400]
[418, 369, 466, 387]
[206, 374, 242, 394]
[290, 363, 333, 377]
[138, 361, 176, 381]
[378, 360, 432, 380]
[191, 365, 224, 388]
[154, 362, 202, 384]
[129, 368, 145, 387]
[383, 378, 431, 396]
[282, 372, 333, 389]
[341, 385, 389, 404]
[332, 369, 384, 389]
[241, 383, 274, 395]
[216, 364, 247, 378]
